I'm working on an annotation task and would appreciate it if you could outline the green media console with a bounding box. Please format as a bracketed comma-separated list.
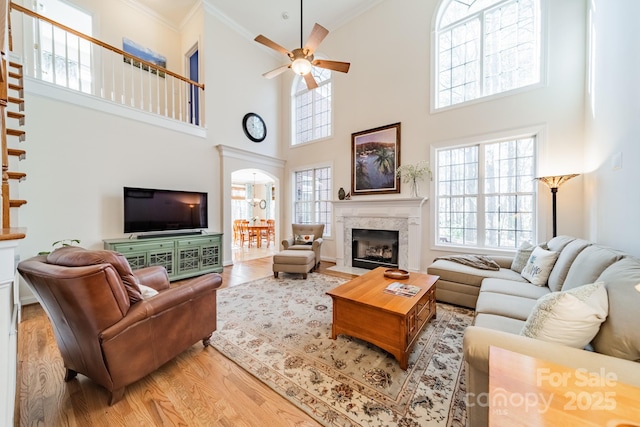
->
[104, 232, 223, 281]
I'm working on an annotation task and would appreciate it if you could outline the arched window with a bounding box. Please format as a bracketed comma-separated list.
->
[291, 67, 332, 145]
[434, 0, 541, 109]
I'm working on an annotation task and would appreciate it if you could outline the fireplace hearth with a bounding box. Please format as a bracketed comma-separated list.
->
[352, 228, 399, 270]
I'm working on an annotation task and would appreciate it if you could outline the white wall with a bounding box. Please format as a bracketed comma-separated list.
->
[74, 0, 184, 74]
[18, 92, 216, 258]
[584, 0, 640, 256]
[281, 0, 587, 268]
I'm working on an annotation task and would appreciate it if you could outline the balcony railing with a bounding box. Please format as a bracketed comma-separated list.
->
[9, 2, 204, 127]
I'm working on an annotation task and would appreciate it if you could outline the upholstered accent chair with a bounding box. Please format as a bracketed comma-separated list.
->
[281, 223, 325, 269]
[17, 246, 223, 405]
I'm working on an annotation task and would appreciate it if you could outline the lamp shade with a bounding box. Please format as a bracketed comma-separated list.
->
[291, 58, 312, 75]
[535, 174, 579, 189]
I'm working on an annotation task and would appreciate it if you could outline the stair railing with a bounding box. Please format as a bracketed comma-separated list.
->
[8, 2, 204, 127]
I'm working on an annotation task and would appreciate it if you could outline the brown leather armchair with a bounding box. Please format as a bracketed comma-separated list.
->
[282, 223, 325, 268]
[17, 246, 223, 405]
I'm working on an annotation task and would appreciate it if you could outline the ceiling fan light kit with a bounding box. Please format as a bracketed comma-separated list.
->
[291, 48, 313, 75]
[254, 0, 350, 89]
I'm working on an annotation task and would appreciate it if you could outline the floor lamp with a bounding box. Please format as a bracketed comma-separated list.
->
[535, 174, 579, 237]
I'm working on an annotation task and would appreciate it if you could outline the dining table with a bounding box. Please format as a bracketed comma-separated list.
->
[246, 223, 271, 248]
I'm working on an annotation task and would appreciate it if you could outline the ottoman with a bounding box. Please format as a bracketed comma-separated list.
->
[273, 250, 315, 279]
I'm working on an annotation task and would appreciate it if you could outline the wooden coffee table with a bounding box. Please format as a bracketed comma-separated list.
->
[326, 267, 438, 370]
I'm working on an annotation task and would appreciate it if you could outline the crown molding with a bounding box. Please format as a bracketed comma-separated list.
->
[178, 1, 204, 31]
[202, 0, 255, 43]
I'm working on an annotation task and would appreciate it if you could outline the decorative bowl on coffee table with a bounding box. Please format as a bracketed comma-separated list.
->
[384, 268, 410, 280]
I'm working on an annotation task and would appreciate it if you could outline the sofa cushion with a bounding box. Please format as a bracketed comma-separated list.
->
[592, 258, 640, 362]
[475, 292, 538, 320]
[473, 313, 526, 335]
[562, 245, 625, 291]
[47, 246, 143, 304]
[546, 235, 576, 253]
[510, 242, 534, 273]
[428, 259, 527, 288]
[520, 282, 608, 349]
[521, 247, 559, 286]
[547, 239, 592, 292]
[480, 278, 551, 300]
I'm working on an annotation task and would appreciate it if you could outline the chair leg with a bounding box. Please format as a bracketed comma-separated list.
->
[64, 368, 77, 382]
[202, 333, 212, 347]
[109, 387, 125, 405]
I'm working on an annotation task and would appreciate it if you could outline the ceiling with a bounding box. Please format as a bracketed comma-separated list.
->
[133, 0, 385, 50]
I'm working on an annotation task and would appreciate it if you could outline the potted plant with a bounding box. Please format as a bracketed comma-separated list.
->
[38, 239, 81, 255]
[395, 161, 432, 198]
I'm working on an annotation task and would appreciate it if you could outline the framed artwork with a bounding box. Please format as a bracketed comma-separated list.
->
[123, 38, 167, 77]
[351, 122, 401, 196]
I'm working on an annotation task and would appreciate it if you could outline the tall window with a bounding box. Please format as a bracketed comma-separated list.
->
[292, 67, 332, 145]
[436, 136, 536, 249]
[435, 0, 541, 109]
[294, 166, 332, 237]
[35, 0, 92, 93]
[231, 185, 250, 221]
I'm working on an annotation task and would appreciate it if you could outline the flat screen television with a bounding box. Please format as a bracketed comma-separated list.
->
[124, 187, 208, 234]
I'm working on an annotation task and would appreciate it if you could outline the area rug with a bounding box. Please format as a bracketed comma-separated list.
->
[210, 273, 474, 427]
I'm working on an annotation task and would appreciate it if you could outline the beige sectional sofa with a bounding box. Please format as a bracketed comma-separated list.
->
[427, 236, 640, 427]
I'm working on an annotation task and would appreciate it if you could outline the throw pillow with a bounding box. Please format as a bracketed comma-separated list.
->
[521, 246, 559, 286]
[138, 284, 159, 299]
[511, 242, 534, 273]
[294, 234, 314, 245]
[520, 281, 609, 348]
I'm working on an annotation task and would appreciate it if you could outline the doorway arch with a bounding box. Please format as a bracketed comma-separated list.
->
[217, 145, 285, 266]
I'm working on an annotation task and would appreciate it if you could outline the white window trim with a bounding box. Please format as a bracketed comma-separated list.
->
[429, 0, 549, 114]
[291, 161, 334, 240]
[290, 63, 334, 147]
[429, 124, 548, 255]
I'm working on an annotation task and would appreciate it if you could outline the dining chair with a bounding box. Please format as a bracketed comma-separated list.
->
[232, 219, 243, 245]
[239, 220, 250, 247]
[267, 219, 275, 247]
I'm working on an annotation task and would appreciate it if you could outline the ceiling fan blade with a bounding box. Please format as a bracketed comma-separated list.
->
[263, 64, 291, 79]
[304, 72, 318, 90]
[254, 35, 292, 56]
[304, 23, 329, 54]
[312, 59, 351, 73]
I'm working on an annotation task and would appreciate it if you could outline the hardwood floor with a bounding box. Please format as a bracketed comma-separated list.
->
[15, 257, 356, 427]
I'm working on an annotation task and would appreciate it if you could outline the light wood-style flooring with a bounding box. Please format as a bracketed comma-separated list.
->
[15, 257, 355, 427]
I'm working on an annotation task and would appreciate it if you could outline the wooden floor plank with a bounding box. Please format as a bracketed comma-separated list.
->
[16, 256, 355, 426]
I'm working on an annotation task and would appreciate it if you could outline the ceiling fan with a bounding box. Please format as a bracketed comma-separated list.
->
[254, 0, 351, 90]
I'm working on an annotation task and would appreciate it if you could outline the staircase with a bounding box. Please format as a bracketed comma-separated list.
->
[1, 58, 26, 228]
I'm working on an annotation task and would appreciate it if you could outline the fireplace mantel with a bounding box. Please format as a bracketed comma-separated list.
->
[332, 197, 428, 272]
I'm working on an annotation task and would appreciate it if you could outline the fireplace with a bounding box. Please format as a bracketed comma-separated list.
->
[333, 198, 427, 272]
[352, 228, 399, 270]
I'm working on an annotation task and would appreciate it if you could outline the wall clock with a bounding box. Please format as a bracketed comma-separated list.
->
[242, 112, 266, 143]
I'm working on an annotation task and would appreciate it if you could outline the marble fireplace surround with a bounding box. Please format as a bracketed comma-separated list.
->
[333, 198, 428, 272]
